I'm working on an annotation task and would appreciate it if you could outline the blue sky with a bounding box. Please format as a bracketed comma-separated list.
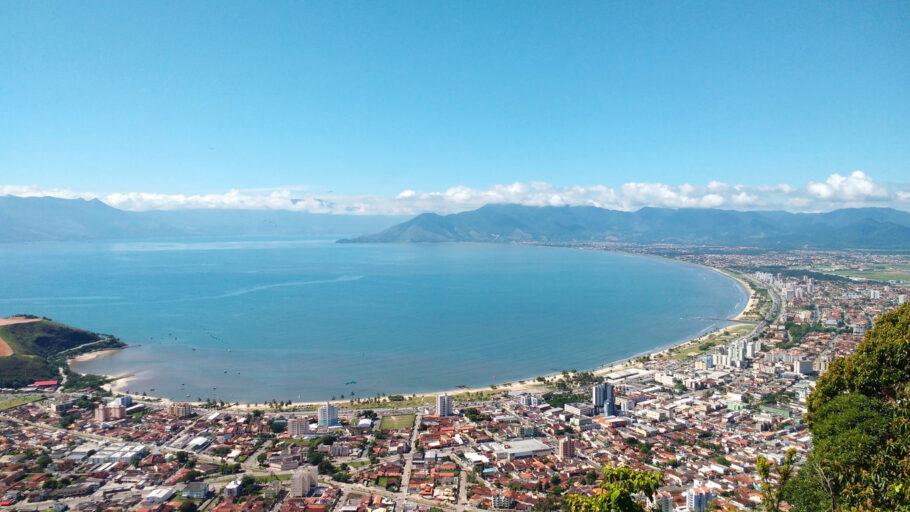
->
[1, 1, 908, 213]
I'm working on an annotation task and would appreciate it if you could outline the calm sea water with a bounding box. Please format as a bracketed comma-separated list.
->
[0, 238, 746, 402]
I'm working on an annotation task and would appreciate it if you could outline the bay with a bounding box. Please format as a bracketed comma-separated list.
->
[0, 238, 747, 402]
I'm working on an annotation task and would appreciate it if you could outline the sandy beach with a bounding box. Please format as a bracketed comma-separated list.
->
[67, 348, 135, 396]
[104, 375, 137, 395]
[68, 348, 123, 364]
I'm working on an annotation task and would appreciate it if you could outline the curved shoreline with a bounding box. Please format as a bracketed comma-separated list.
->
[71, 257, 755, 409]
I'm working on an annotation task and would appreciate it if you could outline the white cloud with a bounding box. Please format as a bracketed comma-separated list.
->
[1, 171, 907, 215]
[806, 170, 889, 201]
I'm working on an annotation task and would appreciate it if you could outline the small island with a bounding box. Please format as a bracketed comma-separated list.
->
[0, 315, 126, 391]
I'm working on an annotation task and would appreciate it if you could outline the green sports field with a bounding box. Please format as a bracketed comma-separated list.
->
[379, 414, 416, 430]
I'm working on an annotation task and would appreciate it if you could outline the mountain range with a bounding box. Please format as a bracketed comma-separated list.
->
[0, 196, 405, 242]
[2, 196, 909, 249]
[341, 203, 910, 249]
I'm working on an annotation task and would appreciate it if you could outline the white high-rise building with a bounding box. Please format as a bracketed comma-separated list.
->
[870, 289, 881, 300]
[288, 417, 310, 437]
[899, 294, 907, 305]
[592, 383, 604, 407]
[290, 466, 318, 497]
[518, 394, 541, 407]
[686, 485, 712, 512]
[436, 393, 454, 417]
[317, 402, 338, 427]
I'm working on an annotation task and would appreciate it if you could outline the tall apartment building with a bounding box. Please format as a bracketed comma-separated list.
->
[436, 393, 454, 417]
[592, 382, 616, 415]
[604, 382, 616, 416]
[288, 417, 310, 437]
[94, 406, 110, 423]
[557, 437, 575, 459]
[169, 402, 193, 418]
[592, 383, 604, 407]
[686, 486, 712, 512]
[290, 466, 318, 497]
[317, 402, 339, 427]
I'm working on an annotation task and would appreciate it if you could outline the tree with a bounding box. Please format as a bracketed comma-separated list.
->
[756, 448, 796, 512]
[563, 466, 661, 512]
[807, 304, 910, 417]
[180, 470, 202, 483]
[239, 475, 257, 496]
[35, 453, 51, 469]
[179, 502, 198, 512]
[790, 304, 910, 510]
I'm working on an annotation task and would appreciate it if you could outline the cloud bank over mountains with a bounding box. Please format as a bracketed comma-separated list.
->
[2, 171, 908, 216]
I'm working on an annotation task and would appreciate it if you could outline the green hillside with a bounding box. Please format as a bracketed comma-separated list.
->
[0, 318, 125, 388]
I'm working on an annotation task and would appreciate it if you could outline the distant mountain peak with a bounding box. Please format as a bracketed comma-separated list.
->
[341, 203, 910, 249]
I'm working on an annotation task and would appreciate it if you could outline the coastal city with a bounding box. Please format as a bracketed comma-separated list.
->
[1, 248, 907, 512]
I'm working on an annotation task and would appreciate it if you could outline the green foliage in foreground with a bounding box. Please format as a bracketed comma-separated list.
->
[757, 448, 797, 512]
[790, 304, 910, 511]
[563, 466, 661, 512]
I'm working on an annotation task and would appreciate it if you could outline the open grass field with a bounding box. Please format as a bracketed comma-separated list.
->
[379, 414, 416, 430]
[828, 265, 910, 283]
[0, 395, 44, 410]
[667, 323, 755, 361]
[337, 387, 506, 412]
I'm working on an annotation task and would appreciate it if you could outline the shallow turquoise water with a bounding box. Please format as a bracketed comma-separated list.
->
[0, 238, 746, 402]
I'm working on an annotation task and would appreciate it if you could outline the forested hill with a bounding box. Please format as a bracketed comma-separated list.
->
[341, 204, 910, 249]
[0, 317, 126, 388]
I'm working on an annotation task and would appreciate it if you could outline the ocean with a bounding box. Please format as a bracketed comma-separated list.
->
[0, 238, 747, 402]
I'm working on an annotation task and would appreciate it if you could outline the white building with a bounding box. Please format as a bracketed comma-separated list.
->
[592, 383, 604, 407]
[290, 466, 318, 497]
[686, 485, 712, 512]
[518, 394, 541, 407]
[288, 417, 310, 437]
[436, 393, 454, 417]
[317, 402, 339, 427]
[492, 439, 552, 460]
